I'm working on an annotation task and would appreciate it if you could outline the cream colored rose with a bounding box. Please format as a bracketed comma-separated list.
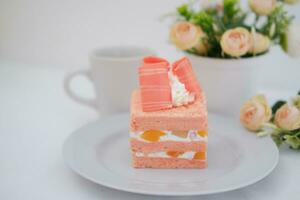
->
[249, 32, 271, 54]
[249, 0, 276, 16]
[170, 22, 203, 51]
[220, 27, 252, 57]
[275, 104, 300, 131]
[240, 95, 272, 131]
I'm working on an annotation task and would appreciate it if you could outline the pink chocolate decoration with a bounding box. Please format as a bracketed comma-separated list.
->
[138, 56, 172, 112]
[172, 57, 201, 97]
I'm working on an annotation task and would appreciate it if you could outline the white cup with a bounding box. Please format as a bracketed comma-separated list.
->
[64, 46, 155, 115]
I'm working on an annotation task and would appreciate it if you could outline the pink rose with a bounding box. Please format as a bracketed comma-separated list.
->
[220, 27, 253, 57]
[248, 32, 271, 54]
[170, 22, 205, 51]
[249, 0, 277, 16]
[275, 104, 300, 131]
[240, 95, 272, 131]
[200, 0, 223, 12]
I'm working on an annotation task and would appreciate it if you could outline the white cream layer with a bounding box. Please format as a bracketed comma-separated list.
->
[169, 71, 195, 106]
[130, 130, 207, 142]
[135, 151, 205, 159]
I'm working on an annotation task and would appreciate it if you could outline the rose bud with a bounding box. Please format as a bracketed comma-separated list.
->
[292, 95, 300, 110]
[249, 0, 277, 16]
[240, 95, 272, 131]
[170, 22, 203, 51]
[248, 32, 271, 54]
[284, 24, 300, 58]
[275, 104, 300, 131]
[200, 0, 223, 12]
[220, 27, 253, 57]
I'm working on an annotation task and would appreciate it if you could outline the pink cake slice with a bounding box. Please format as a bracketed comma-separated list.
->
[130, 90, 208, 169]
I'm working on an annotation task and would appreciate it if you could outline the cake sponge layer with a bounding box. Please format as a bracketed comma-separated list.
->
[132, 156, 207, 168]
[130, 90, 208, 131]
[130, 139, 206, 153]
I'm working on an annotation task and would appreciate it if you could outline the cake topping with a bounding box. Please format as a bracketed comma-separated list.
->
[138, 56, 201, 112]
[172, 57, 201, 98]
[139, 57, 172, 112]
[143, 56, 170, 69]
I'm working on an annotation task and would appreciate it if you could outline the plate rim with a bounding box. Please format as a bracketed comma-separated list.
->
[63, 113, 279, 196]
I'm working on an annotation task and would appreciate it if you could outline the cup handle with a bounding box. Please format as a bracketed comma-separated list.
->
[64, 69, 97, 110]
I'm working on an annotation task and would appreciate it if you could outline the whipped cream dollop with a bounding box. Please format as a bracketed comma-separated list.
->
[169, 71, 195, 106]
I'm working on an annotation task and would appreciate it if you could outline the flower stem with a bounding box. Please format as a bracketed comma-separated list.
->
[263, 122, 280, 130]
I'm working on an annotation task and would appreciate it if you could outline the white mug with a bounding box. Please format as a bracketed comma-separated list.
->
[64, 46, 155, 115]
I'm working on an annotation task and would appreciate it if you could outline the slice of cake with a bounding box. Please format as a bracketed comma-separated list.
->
[129, 56, 208, 169]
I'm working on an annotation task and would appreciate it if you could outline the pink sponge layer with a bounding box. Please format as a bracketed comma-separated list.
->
[132, 156, 207, 169]
[130, 90, 208, 131]
[131, 139, 206, 153]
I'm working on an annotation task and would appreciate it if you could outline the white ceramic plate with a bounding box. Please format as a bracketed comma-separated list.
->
[63, 113, 279, 196]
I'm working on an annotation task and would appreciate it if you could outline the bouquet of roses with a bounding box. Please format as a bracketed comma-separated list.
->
[240, 91, 300, 149]
[169, 0, 299, 58]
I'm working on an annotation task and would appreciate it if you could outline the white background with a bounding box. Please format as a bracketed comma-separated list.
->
[0, 1, 300, 200]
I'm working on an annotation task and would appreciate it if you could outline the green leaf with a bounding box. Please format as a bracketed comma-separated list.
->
[271, 133, 283, 147]
[284, 135, 300, 149]
[223, 0, 240, 19]
[191, 11, 214, 31]
[260, 6, 294, 43]
[190, 11, 223, 57]
[280, 32, 288, 52]
[272, 100, 286, 115]
[298, 90, 300, 95]
[177, 4, 192, 20]
[291, 128, 300, 134]
[222, 0, 247, 30]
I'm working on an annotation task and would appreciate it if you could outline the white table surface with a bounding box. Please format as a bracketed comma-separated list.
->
[0, 61, 299, 200]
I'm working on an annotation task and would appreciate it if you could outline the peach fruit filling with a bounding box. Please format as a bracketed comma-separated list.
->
[193, 152, 206, 160]
[197, 130, 208, 137]
[166, 151, 184, 158]
[140, 130, 166, 142]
